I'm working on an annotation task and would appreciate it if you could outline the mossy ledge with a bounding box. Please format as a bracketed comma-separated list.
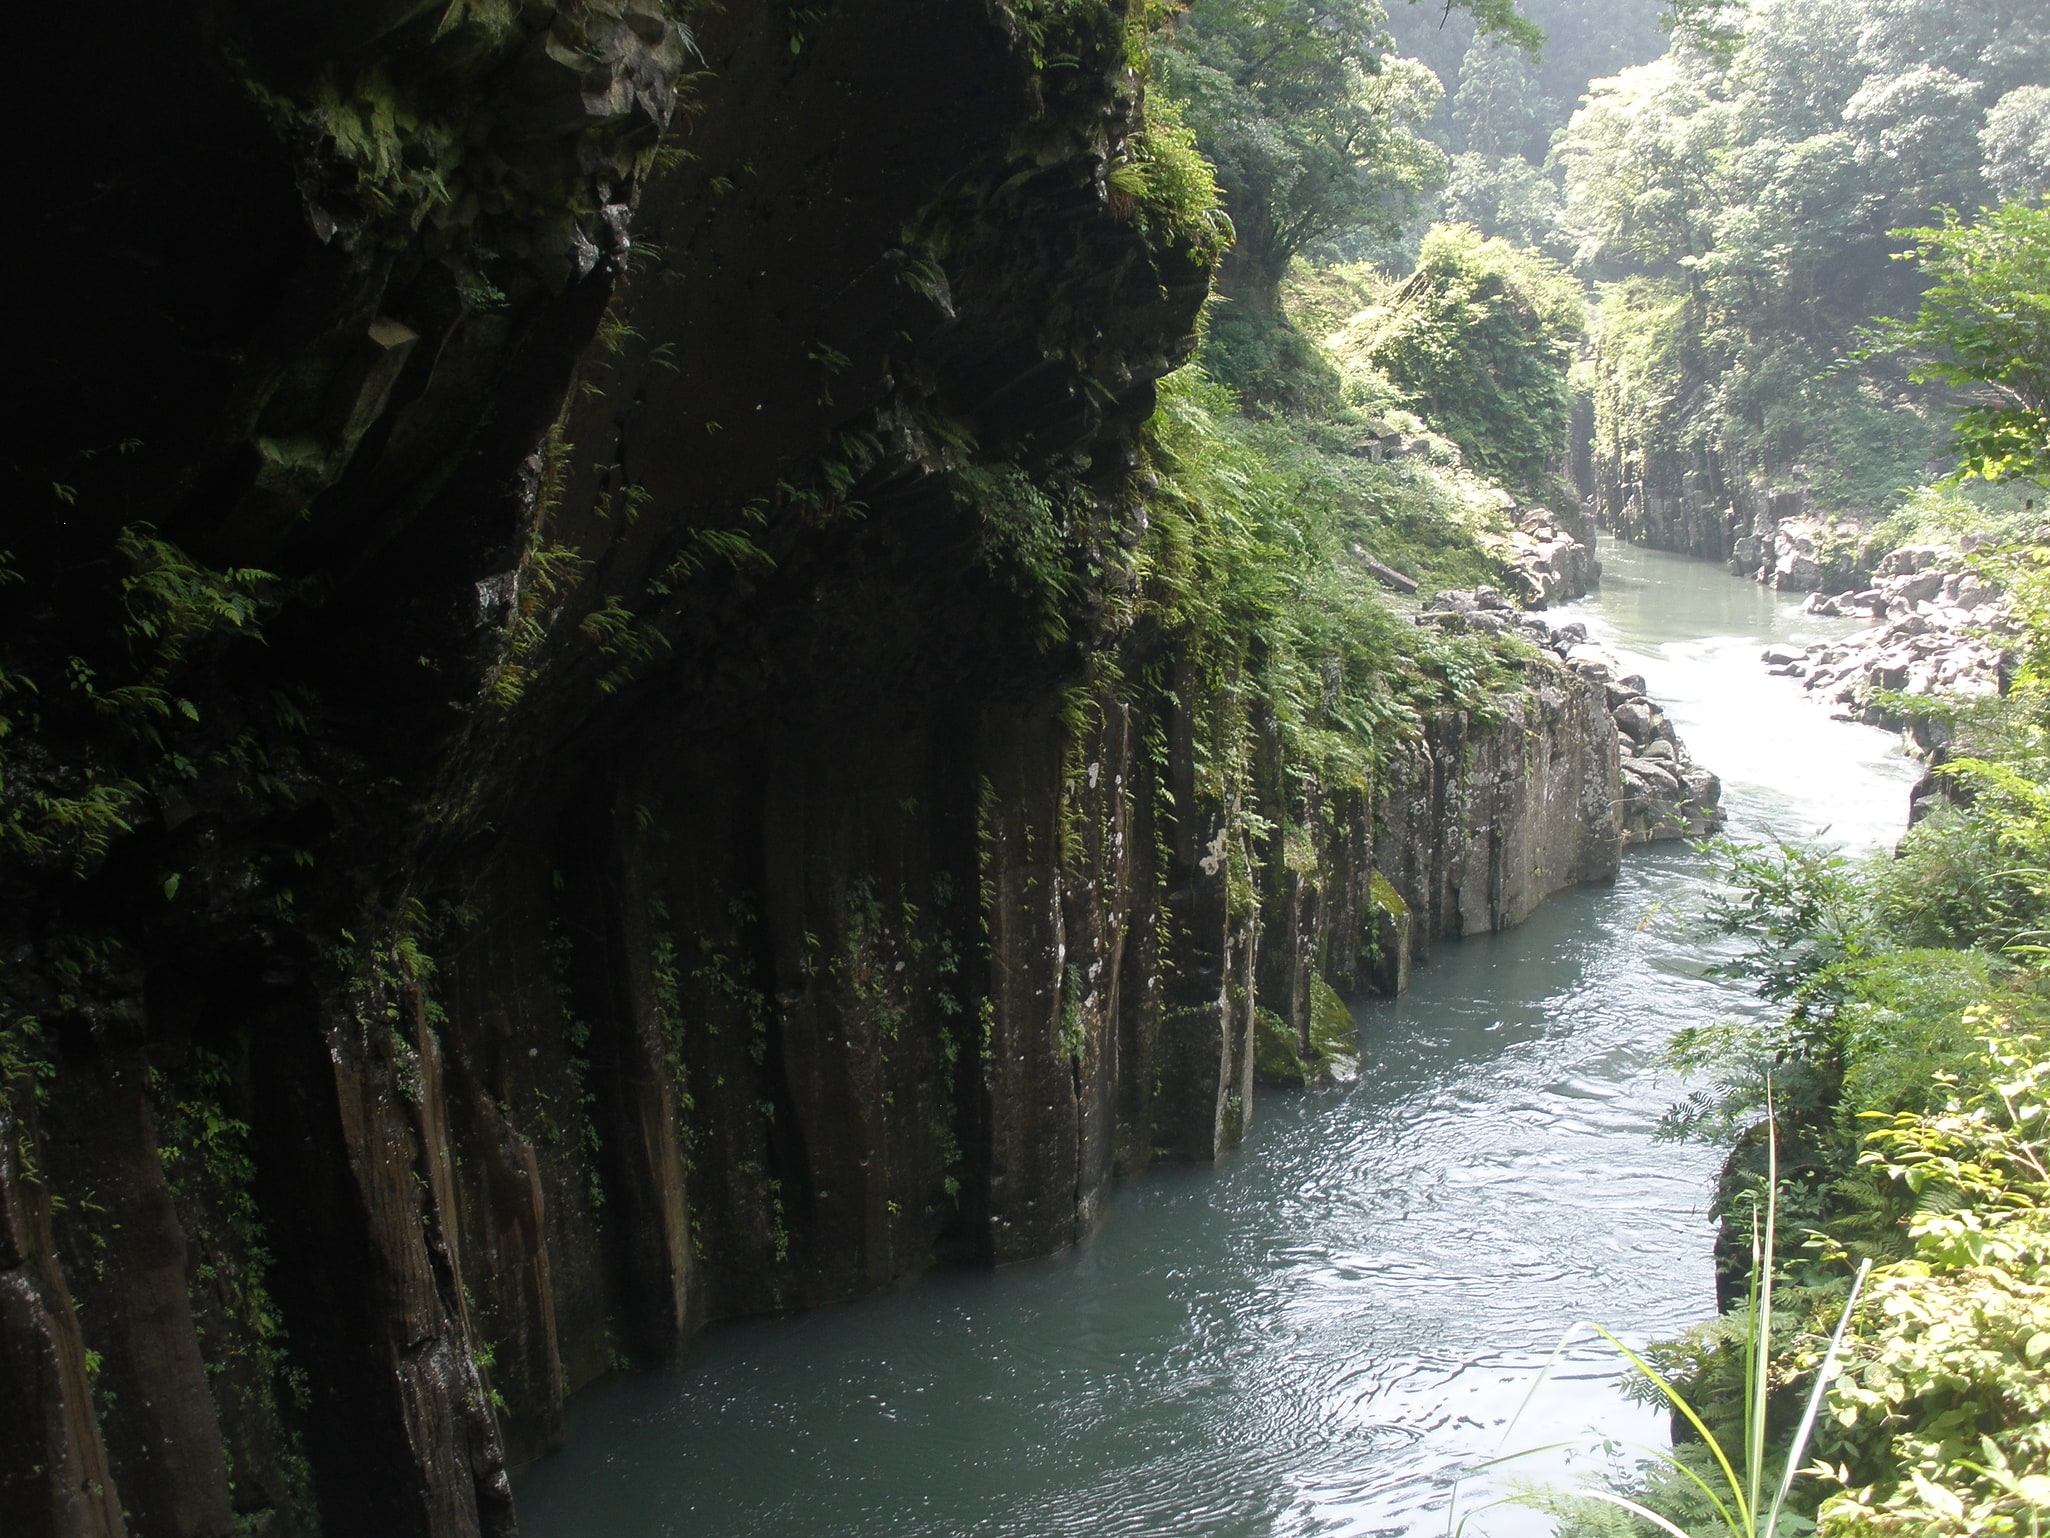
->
[3, 5, 1622, 1535]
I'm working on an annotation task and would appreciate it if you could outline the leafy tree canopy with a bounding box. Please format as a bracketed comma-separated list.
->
[1349, 222, 1585, 485]
[1157, 0, 1540, 306]
[1869, 197, 2050, 484]
[1555, 0, 2050, 510]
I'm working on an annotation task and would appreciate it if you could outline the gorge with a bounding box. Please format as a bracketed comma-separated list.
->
[7, 1, 2041, 1535]
[510, 539, 1918, 1537]
[0, 7, 1651, 1536]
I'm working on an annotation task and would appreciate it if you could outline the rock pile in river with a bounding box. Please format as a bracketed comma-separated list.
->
[1417, 592, 1725, 848]
[1763, 544, 2011, 728]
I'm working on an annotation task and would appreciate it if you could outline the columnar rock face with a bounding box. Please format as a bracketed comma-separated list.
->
[1414, 595, 1722, 854]
[1375, 679, 1623, 947]
[1504, 501, 1602, 607]
[1593, 459, 1747, 565]
[1595, 461, 1821, 583]
[1, 7, 1632, 1537]
[1550, 636, 1725, 847]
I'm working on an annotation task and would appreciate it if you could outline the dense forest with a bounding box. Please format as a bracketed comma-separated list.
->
[3, 0, 2047, 1535]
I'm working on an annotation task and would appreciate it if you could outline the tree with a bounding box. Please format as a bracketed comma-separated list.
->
[1440, 150, 1566, 252]
[1454, 36, 1545, 159]
[1841, 64, 1989, 226]
[1870, 197, 2050, 484]
[1556, 0, 2047, 517]
[1982, 85, 2050, 202]
[1552, 57, 1726, 273]
[1157, 0, 1540, 311]
[1355, 222, 1586, 484]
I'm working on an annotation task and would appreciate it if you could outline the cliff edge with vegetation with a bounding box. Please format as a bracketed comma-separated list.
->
[0, 5, 1644, 1537]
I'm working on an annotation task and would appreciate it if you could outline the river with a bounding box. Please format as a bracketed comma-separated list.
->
[516, 540, 1921, 1537]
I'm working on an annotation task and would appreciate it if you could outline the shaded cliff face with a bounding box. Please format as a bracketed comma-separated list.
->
[1, 6, 1625, 1538]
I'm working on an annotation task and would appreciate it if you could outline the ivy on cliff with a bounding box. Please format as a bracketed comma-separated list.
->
[1139, 363, 1536, 811]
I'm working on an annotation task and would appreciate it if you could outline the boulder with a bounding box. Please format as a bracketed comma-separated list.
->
[1886, 569, 1944, 606]
[1613, 700, 1655, 743]
[1771, 518, 1826, 591]
[1875, 544, 1949, 578]
[1766, 557, 2015, 738]
[1564, 642, 1625, 674]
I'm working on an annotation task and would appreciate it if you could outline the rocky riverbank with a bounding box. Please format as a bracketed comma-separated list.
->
[1763, 543, 2012, 735]
[1503, 502, 1601, 606]
[1417, 590, 1725, 849]
[1591, 469, 2019, 745]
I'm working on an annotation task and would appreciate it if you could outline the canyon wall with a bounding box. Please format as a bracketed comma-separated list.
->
[1591, 450, 1874, 596]
[1, 6, 1625, 1536]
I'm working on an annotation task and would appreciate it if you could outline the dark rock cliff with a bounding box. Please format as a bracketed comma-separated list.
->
[2, 6, 1626, 1536]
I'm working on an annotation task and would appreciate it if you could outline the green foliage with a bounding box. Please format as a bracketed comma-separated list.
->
[1982, 87, 2050, 203]
[1869, 805, 2050, 954]
[157, 1051, 318, 1531]
[1141, 366, 1531, 797]
[1586, 275, 1690, 488]
[1698, 836, 1874, 1009]
[1199, 300, 1346, 413]
[1559, 0, 2050, 517]
[0, 523, 275, 877]
[1157, 0, 1457, 299]
[1346, 222, 1586, 486]
[1659, 0, 1744, 62]
[1439, 151, 1568, 251]
[1478, 1113, 1875, 1538]
[579, 595, 671, 697]
[1863, 479, 2044, 559]
[1385, 0, 1672, 167]
[1831, 952, 2009, 1122]
[1864, 197, 2050, 486]
[1578, 531, 2050, 1535]
[1818, 1033, 2050, 1535]
[1108, 90, 1234, 267]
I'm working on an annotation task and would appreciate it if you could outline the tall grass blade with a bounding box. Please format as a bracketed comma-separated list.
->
[1746, 1090, 1779, 1533]
[1455, 1084, 1867, 1536]
[1553, 1487, 1699, 1538]
[1764, 1256, 1873, 1535]
[1450, 1320, 1749, 1536]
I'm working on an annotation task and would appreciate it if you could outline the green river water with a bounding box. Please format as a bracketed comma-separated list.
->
[518, 541, 1921, 1537]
